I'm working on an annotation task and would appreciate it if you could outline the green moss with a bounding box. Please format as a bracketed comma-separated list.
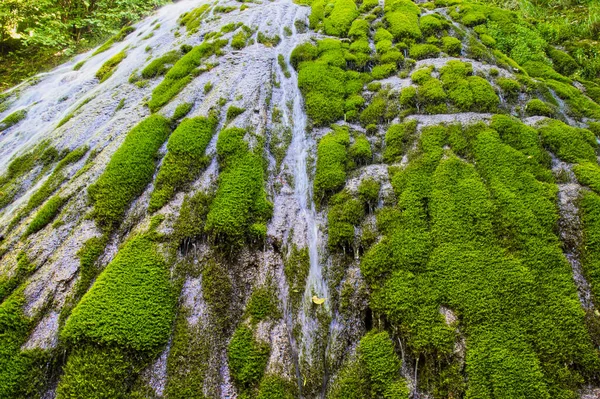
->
[358, 178, 381, 210]
[417, 78, 447, 113]
[257, 375, 296, 399]
[384, 120, 417, 163]
[441, 36, 461, 56]
[62, 234, 175, 351]
[384, 0, 422, 40]
[73, 61, 85, 71]
[328, 191, 364, 251]
[172, 102, 193, 120]
[57, 96, 93, 128]
[323, 0, 359, 37]
[284, 245, 310, 307]
[227, 325, 270, 391]
[226, 105, 246, 122]
[525, 99, 555, 117]
[573, 162, 600, 194]
[314, 126, 350, 202]
[538, 119, 596, 163]
[247, 286, 279, 323]
[92, 26, 135, 56]
[439, 62, 499, 112]
[523, 61, 570, 83]
[420, 14, 443, 36]
[24, 195, 65, 237]
[348, 19, 369, 40]
[546, 79, 600, 119]
[399, 85, 417, 111]
[205, 128, 272, 246]
[371, 63, 397, 79]
[149, 115, 217, 212]
[88, 114, 171, 229]
[496, 77, 521, 100]
[349, 134, 372, 165]
[148, 40, 227, 112]
[581, 191, 600, 306]
[179, 4, 211, 32]
[257, 32, 281, 47]
[0, 109, 27, 131]
[290, 42, 319, 69]
[141, 50, 182, 79]
[409, 43, 440, 60]
[95, 51, 126, 83]
[411, 66, 434, 85]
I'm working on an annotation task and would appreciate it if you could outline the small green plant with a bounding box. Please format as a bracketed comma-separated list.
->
[141, 50, 181, 79]
[204, 82, 213, 93]
[277, 54, 291, 78]
[0, 109, 27, 132]
[525, 99, 554, 117]
[172, 102, 193, 120]
[226, 105, 246, 122]
[95, 51, 126, 83]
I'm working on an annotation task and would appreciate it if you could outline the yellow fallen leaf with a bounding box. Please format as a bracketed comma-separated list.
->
[312, 296, 325, 305]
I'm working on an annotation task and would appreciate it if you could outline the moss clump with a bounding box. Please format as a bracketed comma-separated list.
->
[525, 99, 554, 117]
[314, 126, 350, 202]
[24, 195, 65, 237]
[257, 375, 296, 399]
[148, 40, 227, 112]
[349, 134, 372, 165]
[420, 14, 444, 36]
[538, 119, 596, 163]
[441, 36, 461, 56]
[205, 128, 272, 246]
[290, 42, 319, 69]
[546, 79, 600, 119]
[439, 61, 499, 112]
[226, 105, 245, 122]
[62, 234, 175, 351]
[328, 191, 364, 251]
[496, 77, 521, 100]
[409, 43, 440, 60]
[95, 51, 126, 83]
[227, 325, 270, 392]
[581, 191, 600, 305]
[257, 32, 281, 47]
[92, 26, 135, 56]
[149, 115, 217, 212]
[358, 178, 381, 210]
[247, 286, 279, 323]
[284, 245, 310, 306]
[141, 50, 182, 79]
[179, 4, 211, 32]
[172, 102, 193, 120]
[88, 115, 171, 229]
[574, 162, 600, 194]
[384, 120, 417, 163]
[384, 0, 422, 41]
[0, 109, 27, 132]
[417, 78, 447, 114]
[323, 0, 359, 37]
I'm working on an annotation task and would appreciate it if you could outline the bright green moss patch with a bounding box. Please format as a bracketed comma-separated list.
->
[314, 126, 350, 203]
[226, 105, 246, 122]
[0, 252, 34, 303]
[441, 36, 461, 56]
[179, 4, 211, 33]
[257, 32, 281, 47]
[95, 51, 126, 83]
[141, 50, 182, 79]
[257, 375, 296, 399]
[384, 120, 417, 163]
[231, 26, 253, 49]
[62, 234, 175, 351]
[205, 128, 272, 246]
[323, 0, 359, 37]
[246, 285, 279, 323]
[496, 77, 521, 100]
[92, 26, 135, 56]
[148, 40, 227, 112]
[538, 119, 596, 163]
[328, 191, 364, 251]
[227, 325, 270, 392]
[546, 79, 600, 119]
[581, 191, 600, 305]
[525, 99, 554, 117]
[88, 115, 171, 229]
[349, 134, 371, 165]
[409, 43, 440, 60]
[0, 109, 27, 132]
[439, 61, 499, 112]
[384, 0, 421, 41]
[574, 162, 600, 194]
[149, 114, 217, 212]
[172, 102, 193, 120]
[24, 195, 65, 237]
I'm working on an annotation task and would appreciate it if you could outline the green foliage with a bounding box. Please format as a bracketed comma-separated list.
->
[417, 78, 447, 113]
[88, 114, 171, 229]
[149, 115, 217, 212]
[496, 77, 521, 100]
[538, 119, 596, 163]
[62, 234, 175, 352]
[290, 42, 319, 69]
[548, 47, 578, 76]
[179, 4, 211, 32]
[0, 109, 26, 131]
[384, 120, 417, 163]
[525, 99, 554, 117]
[257, 32, 281, 47]
[141, 50, 181, 79]
[546, 80, 600, 119]
[523, 60, 570, 82]
[95, 51, 126, 83]
[420, 14, 443, 36]
[371, 63, 397, 79]
[24, 195, 65, 237]
[358, 178, 380, 210]
[438, 61, 499, 112]
[227, 325, 270, 391]
[205, 128, 272, 246]
[314, 126, 350, 202]
[409, 43, 440, 60]
[148, 40, 227, 112]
